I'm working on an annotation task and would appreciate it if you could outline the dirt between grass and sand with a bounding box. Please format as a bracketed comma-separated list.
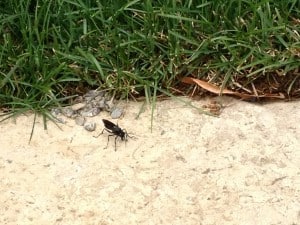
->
[0, 96, 299, 225]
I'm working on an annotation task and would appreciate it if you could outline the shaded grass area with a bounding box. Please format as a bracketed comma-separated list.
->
[0, 0, 300, 114]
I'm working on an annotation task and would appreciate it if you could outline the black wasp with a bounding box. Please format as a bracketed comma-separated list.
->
[99, 119, 130, 151]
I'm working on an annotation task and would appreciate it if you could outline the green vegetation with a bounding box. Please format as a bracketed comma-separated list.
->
[0, 0, 299, 114]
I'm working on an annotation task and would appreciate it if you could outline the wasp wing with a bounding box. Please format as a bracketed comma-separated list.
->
[102, 119, 118, 130]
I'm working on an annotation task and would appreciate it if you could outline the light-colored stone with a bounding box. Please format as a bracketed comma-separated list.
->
[71, 102, 86, 111]
[111, 107, 123, 119]
[84, 122, 96, 131]
[79, 107, 101, 117]
[75, 116, 85, 126]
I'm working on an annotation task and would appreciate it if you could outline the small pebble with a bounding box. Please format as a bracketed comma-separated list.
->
[84, 122, 96, 131]
[50, 89, 123, 132]
[71, 102, 86, 111]
[94, 95, 104, 101]
[61, 107, 75, 118]
[75, 116, 86, 126]
[84, 90, 97, 97]
[50, 109, 66, 123]
[51, 108, 61, 117]
[95, 99, 106, 109]
[83, 102, 93, 110]
[84, 90, 104, 102]
[111, 107, 123, 119]
[80, 107, 101, 117]
[54, 117, 66, 124]
[84, 96, 94, 102]
[105, 101, 115, 112]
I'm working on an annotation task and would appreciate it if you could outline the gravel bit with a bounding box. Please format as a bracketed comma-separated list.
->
[50, 89, 125, 131]
[75, 117, 86, 126]
[111, 107, 123, 119]
[51, 108, 62, 117]
[94, 95, 103, 101]
[91, 99, 105, 108]
[84, 90, 104, 102]
[84, 122, 96, 132]
[79, 107, 101, 117]
[71, 102, 86, 111]
[61, 107, 75, 118]
[53, 116, 66, 124]
[50, 108, 64, 123]
[104, 100, 115, 112]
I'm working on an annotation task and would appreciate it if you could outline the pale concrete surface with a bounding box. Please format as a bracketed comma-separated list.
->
[0, 97, 299, 225]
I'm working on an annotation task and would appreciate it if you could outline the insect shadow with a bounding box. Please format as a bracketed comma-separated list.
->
[95, 119, 134, 151]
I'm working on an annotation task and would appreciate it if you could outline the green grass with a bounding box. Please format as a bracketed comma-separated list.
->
[0, 0, 299, 116]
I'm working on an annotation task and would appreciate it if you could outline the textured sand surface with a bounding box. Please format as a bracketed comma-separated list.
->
[0, 97, 300, 225]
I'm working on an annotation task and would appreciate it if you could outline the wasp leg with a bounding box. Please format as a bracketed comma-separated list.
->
[114, 136, 120, 151]
[105, 134, 114, 149]
[94, 128, 106, 138]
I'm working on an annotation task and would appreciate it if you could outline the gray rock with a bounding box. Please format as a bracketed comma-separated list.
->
[83, 102, 93, 110]
[61, 107, 75, 118]
[50, 89, 120, 130]
[75, 116, 86, 126]
[79, 107, 101, 117]
[97, 99, 107, 109]
[94, 95, 104, 101]
[84, 122, 96, 132]
[111, 107, 123, 119]
[71, 102, 86, 111]
[104, 100, 115, 112]
[51, 108, 62, 117]
[54, 117, 66, 124]
[84, 90, 104, 102]
[50, 108, 66, 123]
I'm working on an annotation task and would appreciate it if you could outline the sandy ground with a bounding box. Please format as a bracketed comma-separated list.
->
[0, 96, 299, 225]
